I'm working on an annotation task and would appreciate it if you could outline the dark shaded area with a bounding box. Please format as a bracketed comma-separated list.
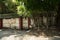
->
[56, 3, 60, 32]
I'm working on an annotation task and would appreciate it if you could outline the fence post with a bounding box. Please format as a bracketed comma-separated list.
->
[28, 17, 31, 29]
[19, 17, 23, 29]
[0, 19, 3, 29]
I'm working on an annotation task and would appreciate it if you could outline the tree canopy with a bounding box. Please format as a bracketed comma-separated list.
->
[24, 0, 59, 17]
[26, 0, 59, 11]
[0, 0, 60, 17]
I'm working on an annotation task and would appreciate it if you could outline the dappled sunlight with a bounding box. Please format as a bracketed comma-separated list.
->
[1, 35, 17, 40]
[0, 30, 2, 32]
[1, 34, 49, 40]
[23, 35, 49, 40]
[12, 0, 16, 3]
[0, 29, 60, 40]
[38, 36, 49, 40]
[0, 29, 49, 40]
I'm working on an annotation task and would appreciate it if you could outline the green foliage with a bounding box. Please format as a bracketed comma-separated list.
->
[0, 0, 30, 17]
[17, 2, 26, 16]
[26, 0, 59, 11]
[16, 0, 31, 17]
[0, 0, 60, 17]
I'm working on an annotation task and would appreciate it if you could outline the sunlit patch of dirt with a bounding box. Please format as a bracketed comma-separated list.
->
[23, 35, 49, 40]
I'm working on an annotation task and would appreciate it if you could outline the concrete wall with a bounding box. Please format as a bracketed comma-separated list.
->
[3, 18, 19, 29]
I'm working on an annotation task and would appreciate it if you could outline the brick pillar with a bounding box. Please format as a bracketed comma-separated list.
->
[19, 17, 23, 29]
[0, 19, 3, 29]
[28, 18, 31, 29]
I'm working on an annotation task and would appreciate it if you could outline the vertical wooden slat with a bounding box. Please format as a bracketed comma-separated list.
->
[0, 19, 3, 29]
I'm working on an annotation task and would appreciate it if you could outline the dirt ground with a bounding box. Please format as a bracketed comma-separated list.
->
[0, 29, 60, 40]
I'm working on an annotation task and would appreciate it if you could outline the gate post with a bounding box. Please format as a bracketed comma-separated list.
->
[19, 17, 23, 29]
[0, 19, 3, 29]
